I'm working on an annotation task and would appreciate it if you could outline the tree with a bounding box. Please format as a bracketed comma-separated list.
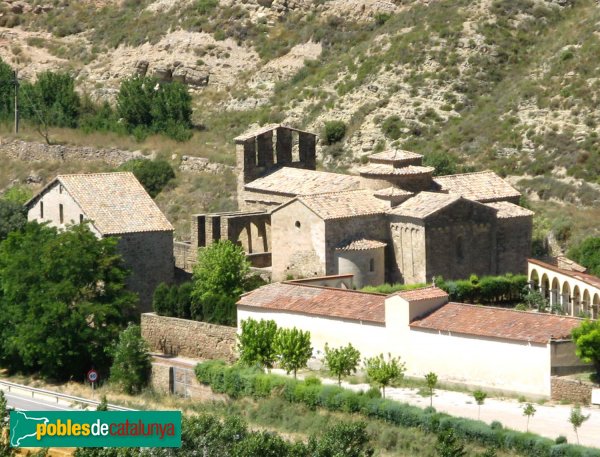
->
[273, 327, 312, 379]
[306, 421, 374, 457]
[238, 318, 278, 370]
[571, 319, 600, 379]
[364, 353, 405, 399]
[20, 71, 80, 143]
[2, 185, 32, 205]
[569, 237, 600, 276]
[424, 150, 459, 176]
[191, 240, 251, 325]
[569, 405, 590, 445]
[116, 76, 155, 130]
[0, 222, 136, 380]
[117, 159, 175, 198]
[110, 324, 152, 394]
[0, 391, 15, 457]
[425, 372, 438, 408]
[324, 343, 361, 386]
[0, 58, 14, 121]
[522, 403, 536, 432]
[0, 200, 26, 241]
[435, 429, 466, 457]
[323, 120, 346, 144]
[473, 390, 487, 420]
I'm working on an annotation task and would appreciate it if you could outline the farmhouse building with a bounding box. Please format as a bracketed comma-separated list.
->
[238, 280, 587, 396]
[26, 172, 174, 311]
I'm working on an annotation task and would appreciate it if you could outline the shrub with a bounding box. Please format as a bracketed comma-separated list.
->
[381, 115, 405, 140]
[110, 324, 151, 394]
[118, 158, 175, 198]
[323, 120, 347, 144]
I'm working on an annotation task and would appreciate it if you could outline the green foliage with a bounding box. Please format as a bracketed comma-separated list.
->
[381, 115, 405, 140]
[364, 353, 405, 398]
[110, 324, 151, 394]
[423, 151, 459, 176]
[436, 429, 466, 457]
[116, 76, 193, 141]
[2, 185, 32, 205]
[522, 403, 536, 432]
[571, 319, 600, 378]
[436, 274, 527, 305]
[274, 327, 312, 378]
[425, 372, 438, 407]
[0, 222, 136, 380]
[323, 120, 347, 144]
[117, 159, 175, 198]
[196, 0, 219, 14]
[473, 390, 487, 420]
[0, 391, 14, 457]
[0, 58, 14, 121]
[96, 395, 108, 412]
[238, 318, 278, 370]
[569, 406, 590, 445]
[0, 199, 26, 241]
[307, 421, 374, 457]
[324, 343, 361, 385]
[522, 289, 549, 312]
[152, 281, 193, 319]
[569, 237, 600, 276]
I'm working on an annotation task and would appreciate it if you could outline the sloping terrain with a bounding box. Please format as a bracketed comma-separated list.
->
[0, 0, 598, 246]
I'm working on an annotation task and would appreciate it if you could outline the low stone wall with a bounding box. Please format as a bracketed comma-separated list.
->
[551, 376, 595, 404]
[141, 313, 237, 363]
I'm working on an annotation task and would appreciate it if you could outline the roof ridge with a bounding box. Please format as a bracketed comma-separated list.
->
[58, 171, 135, 178]
[447, 301, 585, 320]
[434, 170, 493, 178]
[280, 281, 387, 296]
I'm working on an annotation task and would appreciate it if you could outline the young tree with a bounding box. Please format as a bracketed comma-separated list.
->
[238, 318, 278, 370]
[117, 159, 175, 198]
[569, 405, 590, 445]
[571, 319, 600, 379]
[435, 429, 466, 457]
[0, 222, 136, 380]
[324, 343, 361, 386]
[110, 324, 152, 394]
[2, 185, 32, 205]
[96, 395, 108, 412]
[522, 403, 536, 432]
[306, 421, 374, 457]
[425, 372, 438, 408]
[273, 327, 312, 379]
[473, 390, 487, 420]
[364, 353, 405, 399]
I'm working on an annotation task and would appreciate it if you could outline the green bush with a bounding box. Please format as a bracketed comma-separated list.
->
[194, 361, 600, 457]
[323, 120, 347, 144]
[381, 115, 405, 140]
[117, 158, 176, 198]
[152, 281, 193, 318]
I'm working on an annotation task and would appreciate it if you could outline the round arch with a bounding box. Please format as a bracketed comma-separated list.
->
[561, 281, 572, 316]
[540, 273, 550, 299]
[593, 293, 600, 320]
[573, 285, 582, 317]
[550, 277, 560, 307]
[582, 289, 592, 318]
[530, 269, 540, 290]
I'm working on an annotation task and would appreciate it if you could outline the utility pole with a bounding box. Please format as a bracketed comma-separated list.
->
[13, 69, 19, 134]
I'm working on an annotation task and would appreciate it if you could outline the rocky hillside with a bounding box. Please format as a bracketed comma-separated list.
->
[0, 0, 599, 246]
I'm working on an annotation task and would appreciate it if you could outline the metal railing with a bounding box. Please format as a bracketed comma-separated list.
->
[0, 379, 134, 411]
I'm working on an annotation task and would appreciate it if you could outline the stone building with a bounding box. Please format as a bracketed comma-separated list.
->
[26, 172, 174, 311]
[177, 124, 533, 288]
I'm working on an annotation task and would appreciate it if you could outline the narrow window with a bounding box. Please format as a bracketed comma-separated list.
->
[59, 204, 64, 224]
[40, 201, 44, 218]
[456, 236, 464, 261]
[295, 221, 301, 229]
[80, 214, 84, 224]
[369, 258, 375, 272]
[59, 184, 63, 194]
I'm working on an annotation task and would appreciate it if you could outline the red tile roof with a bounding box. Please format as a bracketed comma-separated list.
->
[395, 286, 449, 302]
[410, 302, 582, 343]
[237, 282, 385, 324]
[335, 238, 387, 251]
[529, 258, 600, 290]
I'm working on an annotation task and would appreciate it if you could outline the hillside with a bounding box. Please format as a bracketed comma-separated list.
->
[0, 0, 599, 247]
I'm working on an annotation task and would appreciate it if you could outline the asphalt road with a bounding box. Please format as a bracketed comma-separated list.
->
[3, 390, 75, 412]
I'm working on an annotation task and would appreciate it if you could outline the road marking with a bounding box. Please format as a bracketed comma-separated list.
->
[5, 393, 74, 411]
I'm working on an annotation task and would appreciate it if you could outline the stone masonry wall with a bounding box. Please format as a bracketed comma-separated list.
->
[551, 377, 594, 404]
[141, 313, 237, 362]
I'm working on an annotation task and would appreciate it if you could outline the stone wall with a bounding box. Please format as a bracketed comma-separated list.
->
[496, 216, 532, 275]
[551, 377, 594, 404]
[1, 139, 144, 166]
[141, 313, 237, 362]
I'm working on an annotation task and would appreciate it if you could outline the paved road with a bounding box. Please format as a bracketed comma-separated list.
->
[2, 389, 76, 412]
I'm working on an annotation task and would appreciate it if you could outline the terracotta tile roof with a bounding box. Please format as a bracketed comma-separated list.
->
[388, 191, 461, 219]
[37, 172, 173, 235]
[410, 302, 582, 343]
[298, 190, 389, 220]
[335, 238, 387, 251]
[395, 286, 449, 302]
[529, 258, 600, 290]
[245, 167, 360, 196]
[372, 186, 413, 197]
[237, 282, 386, 324]
[368, 149, 423, 165]
[433, 171, 521, 203]
[234, 124, 315, 143]
[358, 164, 434, 176]
[485, 201, 534, 219]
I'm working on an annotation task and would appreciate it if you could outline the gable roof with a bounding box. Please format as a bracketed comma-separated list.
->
[395, 286, 448, 302]
[387, 191, 462, 219]
[238, 282, 386, 324]
[245, 167, 360, 197]
[358, 164, 434, 176]
[485, 201, 534, 219]
[28, 172, 173, 235]
[410, 302, 581, 343]
[433, 171, 521, 203]
[296, 190, 389, 220]
[529, 258, 600, 290]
